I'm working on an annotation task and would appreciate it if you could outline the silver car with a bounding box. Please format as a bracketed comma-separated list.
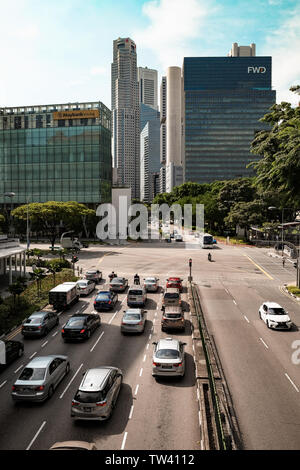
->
[76, 279, 95, 296]
[121, 308, 147, 334]
[71, 367, 122, 421]
[143, 277, 159, 292]
[21, 311, 59, 337]
[152, 337, 186, 377]
[12, 355, 70, 402]
[109, 277, 128, 292]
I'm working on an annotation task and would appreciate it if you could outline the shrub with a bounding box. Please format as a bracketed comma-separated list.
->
[287, 286, 300, 296]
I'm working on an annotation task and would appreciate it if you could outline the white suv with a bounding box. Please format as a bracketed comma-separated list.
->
[152, 337, 186, 377]
[259, 302, 292, 330]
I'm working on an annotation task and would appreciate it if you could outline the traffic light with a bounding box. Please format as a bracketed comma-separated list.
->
[72, 255, 79, 263]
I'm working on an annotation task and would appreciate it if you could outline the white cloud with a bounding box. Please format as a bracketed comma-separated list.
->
[133, 0, 213, 72]
[262, 5, 300, 106]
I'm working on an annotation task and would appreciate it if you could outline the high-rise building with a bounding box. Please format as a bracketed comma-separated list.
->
[183, 44, 276, 183]
[159, 76, 167, 193]
[138, 67, 158, 110]
[111, 37, 140, 199]
[0, 101, 112, 207]
[140, 104, 160, 202]
[228, 42, 256, 57]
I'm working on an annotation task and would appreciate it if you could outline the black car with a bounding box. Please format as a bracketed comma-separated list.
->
[94, 291, 118, 311]
[61, 314, 101, 342]
[0, 340, 24, 370]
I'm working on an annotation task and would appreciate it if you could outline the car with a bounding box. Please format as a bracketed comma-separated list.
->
[49, 441, 97, 450]
[109, 277, 128, 292]
[161, 306, 185, 332]
[259, 302, 292, 330]
[11, 355, 70, 402]
[71, 366, 123, 421]
[121, 308, 147, 334]
[166, 277, 183, 292]
[21, 311, 59, 337]
[94, 290, 118, 311]
[143, 276, 159, 292]
[162, 288, 181, 309]
[152, 337, 186, 377]
[85, 270, 102, 284]
[0, 340, 24, 369]
[61, 314, 101, 341]
[76, 279, 96, 296]
[174, 234, 183, 242]
[127, 285, 147, 307]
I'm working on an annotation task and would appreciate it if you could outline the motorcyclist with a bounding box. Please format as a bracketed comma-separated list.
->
[208, 252, 212, 262]
[109, 271, 117, 280]
[134, 273, 140, 285]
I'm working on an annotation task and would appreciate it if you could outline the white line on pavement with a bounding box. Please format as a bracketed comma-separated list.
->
[90, 331, 104, 352]
[259, 338, 269, 349]
[233, 300, 237, 305]
[52, 331, 58, 337]
[129, 405, 134, 420]
[285, 373, 299, 393]
[14, 364, 24, 374]
[0, 380, 7, 389]
[121, 432, 128, 450]
[29, 352, 37, 359]
[108, 311, 118, 325]
[41, 341, 48, 348]
[139, 368, 143, 377]
[146, 343, 149, 350]
[26, 421, 46, 450]
[134, 384, 139, 396]
[60, 363, 83, 399]
[244, 315, 250, 323]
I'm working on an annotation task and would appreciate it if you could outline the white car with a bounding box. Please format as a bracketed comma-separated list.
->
[152, 337, 186, 377]
[76, 279, 96, 296]
[174, 234, 183, 242]
[143, 276, 159, 292]
[259, 302, 292, 330]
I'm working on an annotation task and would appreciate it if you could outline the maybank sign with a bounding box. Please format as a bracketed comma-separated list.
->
[248, 66, 266, 74]
[53, 109, 100, 120]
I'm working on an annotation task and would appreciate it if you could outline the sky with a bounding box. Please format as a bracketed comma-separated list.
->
[0, 0, 299, 109]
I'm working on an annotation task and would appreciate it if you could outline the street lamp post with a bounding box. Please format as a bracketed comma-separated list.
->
[3, 192, 16, 236]
[268, 206, 294, 257]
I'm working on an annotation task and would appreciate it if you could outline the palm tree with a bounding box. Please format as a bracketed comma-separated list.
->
[29, 268, 46, 299]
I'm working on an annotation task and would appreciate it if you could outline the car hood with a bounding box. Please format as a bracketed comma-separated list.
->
[268, 314, 291, 322]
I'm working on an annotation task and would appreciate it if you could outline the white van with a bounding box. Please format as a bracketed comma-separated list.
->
[127, 285, 147, 307]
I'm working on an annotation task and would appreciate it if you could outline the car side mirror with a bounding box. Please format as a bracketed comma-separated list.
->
[181, 342, 187, 346]
[152, 342, 157, 345]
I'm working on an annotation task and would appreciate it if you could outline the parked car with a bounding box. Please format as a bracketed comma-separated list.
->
[259, 302, 292, 330]
[161, 306, 185, 331]
[94, 290, 118, 311]
[152, 337, 186, 377]
[143, 277, 159, 292]
[11, 355, 70, 402]
[121, 309, 147, 334]
[0, 340, 24, 369]
[162, 288, 181, 309]
[127, 285, 147, 307]
[85, 270, 102, 284]
[61, 314, 101, 341]
[76, 279, 96, 296]
[21, 311, 59, 338]
[71, 366, 123, 421]
[49, 284, 79, 311]
[109, 277, 128, 292]
[166, 277, 183, 292]
[49, 441, 97, 450]
[174, 234, 183, 242]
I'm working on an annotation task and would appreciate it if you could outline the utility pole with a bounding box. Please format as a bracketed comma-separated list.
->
[188, 258, 192, 282]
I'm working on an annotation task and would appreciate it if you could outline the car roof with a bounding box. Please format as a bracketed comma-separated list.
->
[96, 290, 111, 296]
[144, 277, 157, 281]
[50, 284, 76, 292]
[168, 277, 181, 281]
[79, 367, 116, 391]
[111, 277, 125, 281]
[25, 355, 66, 368]
[128, 285, 144, 290]
[164, 306, 183, 313]
[264, 302, 282, 308]
[86, 270, 98, 273]
[69, 313, 91, 319]
[164, 287, 180, 293]
[157, 337, 180, 350]
[124, 308, 142, 314]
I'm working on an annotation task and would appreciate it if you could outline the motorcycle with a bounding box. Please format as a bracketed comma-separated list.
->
[208, 253, 212, 262]
[134, 275, 140, 285]
[109, 272, 117, 281]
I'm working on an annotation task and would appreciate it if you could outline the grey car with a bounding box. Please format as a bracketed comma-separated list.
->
[71, 366, 123, 421]
[109, 277, 128, 292]
[11, 355, 70, 402]
[21, 311, 59, 337]
[143, 277, 159, 292]
[152, 337, 186, 377]
[121, 308, 147, 334]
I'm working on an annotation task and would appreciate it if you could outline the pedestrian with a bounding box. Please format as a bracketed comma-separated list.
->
[282, 257, 285, 267]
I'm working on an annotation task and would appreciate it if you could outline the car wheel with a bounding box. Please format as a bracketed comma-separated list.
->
[266, 320, 270, 329]
[259, 311, 262, 319]
[48, 385, 54, 400]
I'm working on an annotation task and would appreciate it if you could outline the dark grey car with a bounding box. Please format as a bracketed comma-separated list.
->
[21, 311, 59, 337]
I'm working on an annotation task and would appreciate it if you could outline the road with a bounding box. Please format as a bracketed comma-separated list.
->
[0, 239, 300, 450]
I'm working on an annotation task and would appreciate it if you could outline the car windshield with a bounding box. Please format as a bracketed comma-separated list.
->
[86, 272, 96, 275]
[27, 316, 44, 324]
[67, 318, 85, 327]
[77, 282, 87, 287]
[145, 279, 156, 283]
[164, 293, 179, 299]
[124, 314, 141, 320]
[156, 349, 180, 359]
[165, 314, 182, 319]
[74, 390, 104, 403]
[19, 367, 46, 380]
[129, 290, 143, 296]
[268, 308, 286, 315]
[96, 293, 111, 300]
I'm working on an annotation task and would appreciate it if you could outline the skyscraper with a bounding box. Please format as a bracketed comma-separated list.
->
[138, 67, 158, 110]
[111, 37, 140, 198]
[183, 44, 276, 183]
[140, 104, 160, 202]
[159, 76, 167, 193]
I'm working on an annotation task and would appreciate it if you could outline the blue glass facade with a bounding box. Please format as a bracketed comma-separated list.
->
[183, 57, 276, 183]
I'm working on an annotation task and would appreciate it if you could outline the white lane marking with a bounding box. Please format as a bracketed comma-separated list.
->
[108, 311, 118, 325]
[146, 343, 149, 350]
[121, 431, 128, 450]
[29, 352, 37, 359]
[59, 363, 83, 399]
[153, 318, 156, 324]
[41, 341, 48, 348]
[129, 405, 134, 420]
[52, 331, 58, 337]
[224, 288, 229, 295]
[26, 421, 46, 450]
[233, 300, 237, 305]
[139, 368, 143, 377]
[198, 410, 202, 426]
[244, 315, 250, 323]
[143, 354, 146, 362]
[0, 380, 7, 389]
[134, 384, 139, 396]
[149, 334, 152, 340]
[259, 338, 269, 349]
[285, 373, 299, 393]
[90, 331, 104, 352]
[14, 364, 24, 374]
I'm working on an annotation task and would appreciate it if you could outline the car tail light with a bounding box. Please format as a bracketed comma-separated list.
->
[12, 385, 16, 391]
[35, 385, 45, 391]
[153, 362, 161, 367]
[72, 400, 80, 406]
[61, 329, 65, 333]
[138, 321, 143, 325]
[173, 362, 182, 367]
[80, 329, 85, 334]
[94, 301, 96, 305]
[108, 300, 112, 304]
[96, 400, 107, 407]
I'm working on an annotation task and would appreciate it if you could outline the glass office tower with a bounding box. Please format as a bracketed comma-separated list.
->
[0, 102, 112, 206]
[183, 56, 276, 183]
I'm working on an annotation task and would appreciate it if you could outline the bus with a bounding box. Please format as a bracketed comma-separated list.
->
[199, 233, 214, 249]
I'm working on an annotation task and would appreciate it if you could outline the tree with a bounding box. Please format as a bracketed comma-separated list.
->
[8, 279, 26, 309]
[29, 268, 47, 299]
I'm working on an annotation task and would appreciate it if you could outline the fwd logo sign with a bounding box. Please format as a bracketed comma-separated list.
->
[248, 66, 266, 73]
